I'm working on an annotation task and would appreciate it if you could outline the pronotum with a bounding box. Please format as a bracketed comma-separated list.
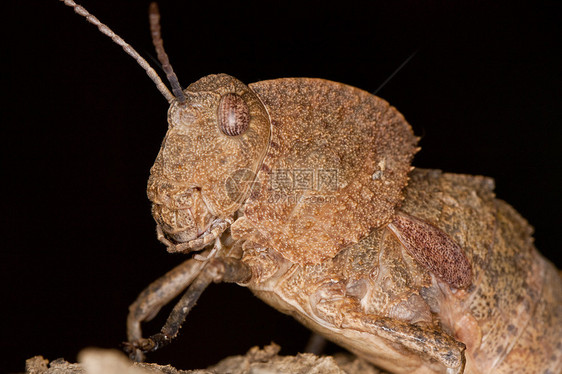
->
[55, 1, 562, 373]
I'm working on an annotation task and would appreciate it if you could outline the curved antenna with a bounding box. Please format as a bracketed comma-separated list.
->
[60, 0, 176, 103]
[149, 3, 186, 104]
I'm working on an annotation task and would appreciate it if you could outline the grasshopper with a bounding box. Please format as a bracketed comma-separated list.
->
[60, 2, 562, 373]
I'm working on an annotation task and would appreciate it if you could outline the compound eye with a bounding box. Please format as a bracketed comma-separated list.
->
[217, 93, 250, 136]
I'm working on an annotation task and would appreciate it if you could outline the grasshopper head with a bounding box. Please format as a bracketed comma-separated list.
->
[147, 74, 270, 252]
[60, 2, 271, 253]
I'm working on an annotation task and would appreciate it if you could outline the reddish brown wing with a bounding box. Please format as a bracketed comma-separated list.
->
[388, 212, 472, 289]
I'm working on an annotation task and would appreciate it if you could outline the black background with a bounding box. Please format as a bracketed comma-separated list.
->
[4, 1, 561, 373]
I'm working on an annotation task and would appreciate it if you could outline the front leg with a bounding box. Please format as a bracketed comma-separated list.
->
[125, 256, 252, 361]
[126, 250, 209, 362]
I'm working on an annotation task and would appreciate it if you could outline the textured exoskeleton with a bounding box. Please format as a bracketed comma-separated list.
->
[241, 168, 562, 373]
[61, 2, 562, 373]
[147, 74, 418, 265]
[131, 74, 562, 374]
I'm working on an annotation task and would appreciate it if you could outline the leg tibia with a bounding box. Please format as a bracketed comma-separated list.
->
[125, 256, 252, 361]
[127, 256, 207, 360]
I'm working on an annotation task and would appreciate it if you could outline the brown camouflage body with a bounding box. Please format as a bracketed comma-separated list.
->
[242, 169, 562, 374]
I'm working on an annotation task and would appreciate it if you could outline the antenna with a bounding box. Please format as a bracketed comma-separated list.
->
[373, 47, 420, 95]
[60, 0, 176, 103]
[149, 3, 186, 103]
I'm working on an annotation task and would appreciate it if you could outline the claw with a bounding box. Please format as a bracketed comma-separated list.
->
[123, 333, 172, 361]
[122, 341, 145, 362]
